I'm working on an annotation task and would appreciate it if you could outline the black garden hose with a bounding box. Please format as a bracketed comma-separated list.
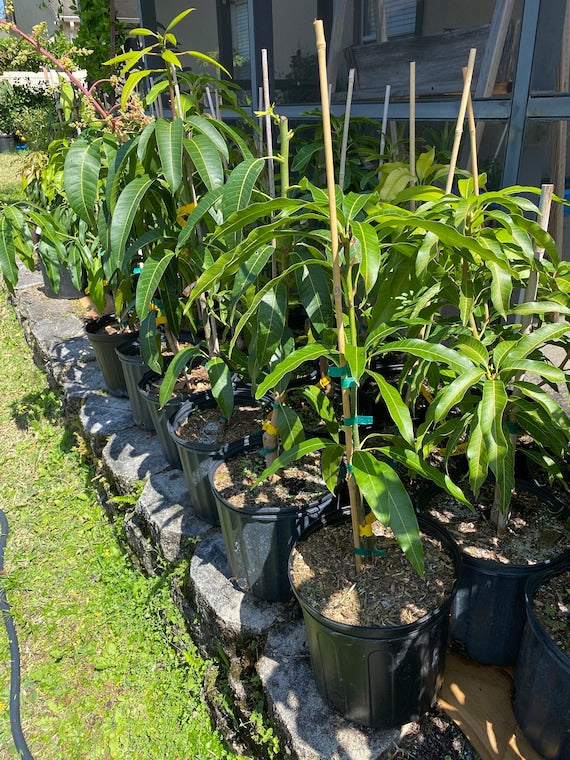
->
[0, 508, 36, 760]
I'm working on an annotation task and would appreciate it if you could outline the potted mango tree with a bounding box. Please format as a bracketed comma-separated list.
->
[381, 179, 570, 665]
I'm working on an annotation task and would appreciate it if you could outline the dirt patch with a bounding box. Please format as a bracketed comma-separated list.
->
[146, 363, 211, 398]
[421, 482, 570, 564]
[533, 567, 570, 657]
[212, 449, 326, 509]
[290, 519, 457, 628]
[176, 403, 267, 447]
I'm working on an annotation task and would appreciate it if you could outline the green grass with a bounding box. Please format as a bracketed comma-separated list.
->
[0, 293, 240, 758]
[0, 152, 26, 203]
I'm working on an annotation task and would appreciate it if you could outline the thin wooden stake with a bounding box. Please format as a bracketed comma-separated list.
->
[521, 185, 554, 334]
[314, 19, 363, 571]
[339, 68, 355, 190]
[409, 61, 416, 210]
[378, 84, 391, 172]
[463, 67, 479, 195]
[261, 49, 277, 278]
[446, 48, 477, 194]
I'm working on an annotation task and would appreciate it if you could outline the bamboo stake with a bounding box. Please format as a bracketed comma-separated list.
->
[204, 85, 216, 118]
[378, 84, 391, 172]
[521, 185, 554, 334]
[339, 68, 355, 190]
[445, 48, 477, 194]
[314, 19, 364, 571]
[409, 61, 416, 211]
[261, 49, 276, 201]
[463, 67, 479, 195]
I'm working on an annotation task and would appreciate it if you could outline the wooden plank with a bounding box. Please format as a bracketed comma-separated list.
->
[475, 0, 516, 98]
[348, 25, 493, 99]
[327, 0, 349, 94]
[439, 654, 543, 760]
[374, 0, 388, 43]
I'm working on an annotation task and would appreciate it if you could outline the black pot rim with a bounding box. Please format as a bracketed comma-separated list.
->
[288, 511, 462, 638]
[168, 391, 268, 455]
[85, 312, 138, 338]
[417, 479, 570, 572]
[209, 435, 332, 518]
[523, 557, 570, 669]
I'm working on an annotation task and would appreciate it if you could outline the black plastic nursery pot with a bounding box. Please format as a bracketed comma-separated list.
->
[137, 369, 194, 469]
[513, 559, 570, 760]
[288, 512, 462, 729]
[115, 342, 154, 430]
[39, 260, 85, 300]
[85, 314, 138, 396]
[209, 436, 334, 602]
[168, 389, 263, 525]
[419, 481, 570, 666]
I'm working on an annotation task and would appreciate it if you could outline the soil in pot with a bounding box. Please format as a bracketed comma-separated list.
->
[290, 518, 457, 628]
[211, 445, 332, 602]
[171, 393, 271, 523]
[532, 566, 570, 657]
[85, 314, 138, 396]
[137, 361, 210, 468]
[420, 481, 570, 664]
[289, 512, 461, 728]
[212, 448, 327, 509]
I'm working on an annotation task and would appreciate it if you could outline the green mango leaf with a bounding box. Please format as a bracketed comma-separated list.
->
[487, 260, 512, 319]
[252, 437, 330, 487]
[231, 244, 274, 306]
[135, 249, 176, 320]
[276, 405, 305, 450]
[512, 381, 570, 435]
[351, 219, 380, 294]
[159, 346, 201, 407]
[367, 370, 414, 445]
[380, 445, 471, 507]
[177, 186, 224, 247]
[499, 359, 566, 384]
[256, 285, 287, 368]
[344, 343, 366, 384]
[255, 344, 333, 399]
[342, 192, 372, 221]
[207, 357, 234, 420]
[109, 176, 154, 275]
[165, 7, 195, 31]
[186, 114, 229, 161]
[381, 338, 476, 374]
[120, 69, 153, 110]
[64, 138, 101, 226]
[426, 367, 486, 424]
[479, 379, 514, 512]
[155, 118, 184, 193]
[352, 450, 424, 577]
[298, 385, 339, 439]
[511, 301, 570, 316]
[467, 403, 488, 496]
[295, 256, 333, 337]
[185, 133, 225, 191]
[0, 216, 17, 288]
[499, 323, 570, 368]
[139, 311, 162, 374]
[221, 157, 266, 246]
[320, 443, 344, 493]
[454, 336, 489, 368]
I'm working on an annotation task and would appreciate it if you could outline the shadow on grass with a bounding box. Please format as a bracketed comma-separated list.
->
[10, 387, 62, 430]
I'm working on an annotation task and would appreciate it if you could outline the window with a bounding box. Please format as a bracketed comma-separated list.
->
[231, 0, 250, 72]
[362, 0, 417, 42]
